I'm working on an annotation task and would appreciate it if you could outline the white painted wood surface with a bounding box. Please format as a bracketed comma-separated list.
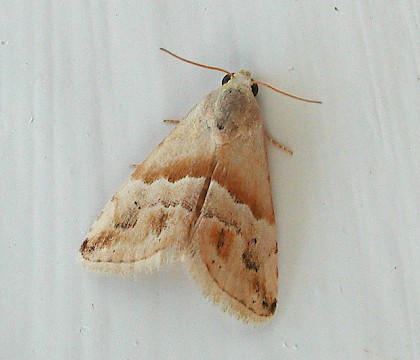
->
[1, 1, 419, 359]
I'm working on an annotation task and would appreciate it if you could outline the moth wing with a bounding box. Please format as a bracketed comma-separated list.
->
[80, 91, 219, 273]
[188, 122, 278, 322]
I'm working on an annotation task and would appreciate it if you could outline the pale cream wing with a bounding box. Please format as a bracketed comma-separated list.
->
[187, 122, 278, 323]
[80, 91, 219, 273]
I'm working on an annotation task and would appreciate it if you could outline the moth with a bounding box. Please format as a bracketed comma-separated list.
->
[80, 48, 320, 323]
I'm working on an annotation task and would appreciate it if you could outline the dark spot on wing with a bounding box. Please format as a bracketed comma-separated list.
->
[269, 299, 277, 314]
[241, 238, 260, 272]
[242, 251, 259, 272]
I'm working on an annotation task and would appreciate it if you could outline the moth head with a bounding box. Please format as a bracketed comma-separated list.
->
[221, 71, 259, 97]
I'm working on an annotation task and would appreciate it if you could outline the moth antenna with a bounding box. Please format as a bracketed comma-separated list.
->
[160, 48, 232, 76]
[254, 80, 322, 104]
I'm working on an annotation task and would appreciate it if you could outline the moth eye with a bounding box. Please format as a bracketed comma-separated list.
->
[222, 74, 232, 85]
[251, 83, 259, 96]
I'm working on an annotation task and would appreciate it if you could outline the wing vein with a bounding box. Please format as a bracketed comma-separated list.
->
[188, 155, 218, 241]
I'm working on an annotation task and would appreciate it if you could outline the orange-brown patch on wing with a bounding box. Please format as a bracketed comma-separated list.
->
[149, 210, 169, 236]
[100, 232, 114, 248]
[131, 155, 214, 184]
[212, 227, 235, 260]
[211, 158, 275, 223]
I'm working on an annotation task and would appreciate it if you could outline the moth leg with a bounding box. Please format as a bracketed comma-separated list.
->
[264, 128, 293, 155]
[163, 119, 180, 124]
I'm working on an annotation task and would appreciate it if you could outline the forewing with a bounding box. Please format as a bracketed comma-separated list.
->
[80, 91, 219, 272]
[187, 122, 278, 322]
